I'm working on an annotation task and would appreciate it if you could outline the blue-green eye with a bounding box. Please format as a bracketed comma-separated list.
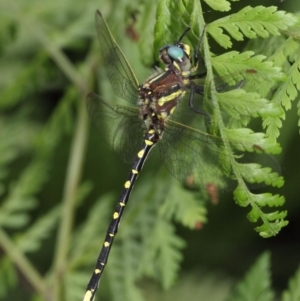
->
[167, 46, 184, 60]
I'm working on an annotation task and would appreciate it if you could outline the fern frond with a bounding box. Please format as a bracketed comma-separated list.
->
[225, 128, 282, 154]
[124, 174, 185, 290]
[135, 207, 185, 291]
[282, 265, 300, 301]
[0, 52, 51, 109]
[0, 192, 37, 229]
[65, 271, 93, 301]
[226, 252, 274, 301]
[159, 179, 207, 229]
[66, 194, 113, 300]
[212, 51, 286, 85]
[203, 0, 238, 12]
[218, 89, 283, 120]
[234, 187, 287, 237]
[0, 87, 76, 231]
[235, 162, 283, 187]
[244, 26, 300, 138]
[70, 194, 112, 265]
[263, 50, 300, 137]
[108, 243, 145, 301]
[149, 219, 185, 290]
[271, 50, 300, 110]
[154, 0, 205, 52]
[192, 3, 290, 236]
[208, 6, 297, 49]
[16, 207, 60, 253]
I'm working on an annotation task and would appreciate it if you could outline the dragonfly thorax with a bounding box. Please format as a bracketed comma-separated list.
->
[139, 68, 187, 126]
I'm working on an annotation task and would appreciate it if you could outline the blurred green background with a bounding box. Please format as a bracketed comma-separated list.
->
[0, 0, 300, 301]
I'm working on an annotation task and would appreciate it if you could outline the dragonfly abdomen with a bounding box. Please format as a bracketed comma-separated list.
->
[84, 129, 158, 301]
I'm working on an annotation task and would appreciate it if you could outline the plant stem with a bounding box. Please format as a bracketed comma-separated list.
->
[52, 96, 89, 301]
[0, 229, 50, 300]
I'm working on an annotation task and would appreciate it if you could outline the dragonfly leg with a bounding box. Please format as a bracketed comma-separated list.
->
[188, 83, 210, 117]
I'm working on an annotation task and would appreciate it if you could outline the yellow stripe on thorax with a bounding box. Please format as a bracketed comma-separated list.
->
[157, 90, 185, 107]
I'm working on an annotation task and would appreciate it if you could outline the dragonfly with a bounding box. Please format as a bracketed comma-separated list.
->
[83, 9, 254, 301]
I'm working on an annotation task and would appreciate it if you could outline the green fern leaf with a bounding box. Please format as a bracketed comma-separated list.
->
[66, 271, 93, 301]
[208, 6, 297, 48]
[212, 51, 285, 85]
[218, 89, 283, 120]
[274, 56, 300, 110]
[235, 162, 284, 187]
[16, 207, 60, 253]
[226, 252, 274, 301]
[154, 0, 205, 54]
[108, 242, 145, 301]
[203, 0, 238, 12]
[225, 128, 282, 154]
[249, 192, 285, 207]
[128, 174, 186, 290]
[70, 194, 112, 265]
[140, 217, 185, 290]
[0, 53, 50, 109]
[159, 179, 207, 229]
[254, 218, 288, 238]
[246, 34, 300, 138]
[282, 265, 300, 301]
[0, 197, 37, 229]
[233, 186, 287, 237]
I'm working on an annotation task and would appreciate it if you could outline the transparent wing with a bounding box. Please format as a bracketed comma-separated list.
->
[87, 93, 145, 163]
[95, 10, 139, 104]
[160, 116, 234, 192]
[160, 97, 280, 192]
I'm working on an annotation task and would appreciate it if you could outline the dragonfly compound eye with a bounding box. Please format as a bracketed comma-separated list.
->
[167, 46, 185, 62]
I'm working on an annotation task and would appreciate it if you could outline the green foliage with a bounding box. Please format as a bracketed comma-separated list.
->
[226, 252, 274, 301]
[227, 254, 300, 301]
[208, 6, 296, 48]
[203, 0, 239, 12]
[0, 0, 299, 301]
[155, 0, 293, 237]
[282, 265, 300, 301]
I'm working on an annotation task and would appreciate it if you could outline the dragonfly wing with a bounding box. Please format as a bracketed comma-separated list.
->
[160, 120, 232, 192]
[95, 10, 139, 104]
[87, 93, 144, 163]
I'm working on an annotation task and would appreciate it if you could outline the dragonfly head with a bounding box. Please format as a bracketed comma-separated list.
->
[159, 42, 192, 73]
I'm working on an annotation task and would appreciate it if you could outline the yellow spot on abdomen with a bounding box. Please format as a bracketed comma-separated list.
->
[119, 202, 126, 206]
[132, 169, 138, 174]
[83, 291, 93, 301]
[138, 150, 145, 158]
[145, 139, 153, 146]
[113, 212, 119, 219]
[124, 181, 131, 188]
[95, 269, 101, 274]
[104, 242, 110, 247]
